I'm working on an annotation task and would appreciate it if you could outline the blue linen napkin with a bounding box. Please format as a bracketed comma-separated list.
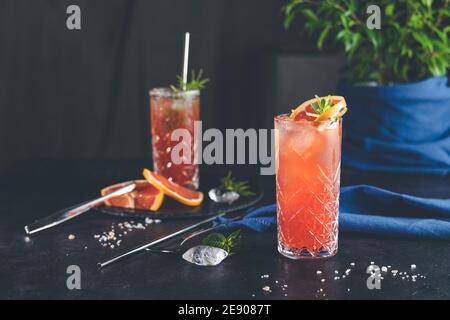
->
[217, 185, 450, 239]
[338, 77, 450, 174]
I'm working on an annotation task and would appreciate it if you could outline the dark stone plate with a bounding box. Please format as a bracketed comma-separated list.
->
[95, 185, 263, 220]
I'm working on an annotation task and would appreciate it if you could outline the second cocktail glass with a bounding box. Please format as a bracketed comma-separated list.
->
[149, 88, 200, 190]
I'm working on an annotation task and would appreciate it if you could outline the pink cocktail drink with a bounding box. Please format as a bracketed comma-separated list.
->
[275, 96, 346, 259]
[150, 88, 200, 189]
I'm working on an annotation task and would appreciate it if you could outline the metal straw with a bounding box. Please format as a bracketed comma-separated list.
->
[97, 211, 225, 269]
[182, 32, 190, 91]
[25, 182, 136, 235]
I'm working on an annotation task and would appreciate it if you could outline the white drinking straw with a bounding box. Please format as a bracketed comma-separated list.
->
[182, 32, 190, 91]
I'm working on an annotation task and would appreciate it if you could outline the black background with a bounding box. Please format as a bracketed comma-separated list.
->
[0, 0, 313, 171]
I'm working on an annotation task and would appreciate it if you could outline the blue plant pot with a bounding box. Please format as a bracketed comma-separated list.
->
[337, 76, 450, 174]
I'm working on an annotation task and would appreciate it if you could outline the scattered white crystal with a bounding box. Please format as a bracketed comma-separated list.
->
[316, 270, 322, 275]
[411, 264, 417, 271]
[350, 262, 355, 266]
[262, 286, 271, 292]
[321, 279, 326, 283]
[381, 266, 388, 273]
[145, 217, 154, 224]
[209, 187, 240, 204]
[345, 269, 351, 275]
[182, 246, 228, 266]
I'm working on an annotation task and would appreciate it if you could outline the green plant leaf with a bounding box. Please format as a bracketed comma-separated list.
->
[301, 8, 319, 21]
[281, 0, 450, 84]
[317, 24, 331, 49]
[421, 0, 433, 8]
[171, 69, 209, 93]
[385, 4, 395, 16]
[412, 32, 434, 51]
[219, 172, 255, 197]
[202, 233, 227, 249]
[202, 230, 242, 254]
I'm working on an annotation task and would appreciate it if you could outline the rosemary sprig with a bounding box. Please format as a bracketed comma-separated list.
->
[170, 69, 209, 93]
[311, 95, 335, 115]
[202, 229, 242, 254]
[220, 172, 255, 197]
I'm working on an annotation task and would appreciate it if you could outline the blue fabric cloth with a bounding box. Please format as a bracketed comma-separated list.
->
[337, 77, 450, 174]
[218, 185, 450, 239]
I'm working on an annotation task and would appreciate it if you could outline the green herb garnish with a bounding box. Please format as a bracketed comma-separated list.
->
[220, 172, 255, 197]
[202, 229, 242, 254]
[170, 69, 209, 93]
[311, 95, 334, 115]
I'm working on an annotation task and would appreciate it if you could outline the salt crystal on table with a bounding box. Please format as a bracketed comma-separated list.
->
[316, 270, 322, 275]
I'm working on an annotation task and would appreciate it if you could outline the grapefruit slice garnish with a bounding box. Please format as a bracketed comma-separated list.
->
[289, 95, 347, 124]
[143, 169, 204, 206]
[101, 180, 164, 211]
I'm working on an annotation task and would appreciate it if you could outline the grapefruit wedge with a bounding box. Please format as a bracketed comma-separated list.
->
[290, 95, 347, 124]
[143, 169, 204, 206]
[101, 180, 164, 211]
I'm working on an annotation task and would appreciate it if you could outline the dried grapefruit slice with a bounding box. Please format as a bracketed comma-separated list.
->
[101, 180, 164, 211]
[290, 95, 347, 123]
[143, 169, 203, 206]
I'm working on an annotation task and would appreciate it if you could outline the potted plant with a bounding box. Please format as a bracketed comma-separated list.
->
[283, 0, 450, 174]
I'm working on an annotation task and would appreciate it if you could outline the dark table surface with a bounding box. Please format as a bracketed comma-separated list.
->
[1, 160, 449, 300]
